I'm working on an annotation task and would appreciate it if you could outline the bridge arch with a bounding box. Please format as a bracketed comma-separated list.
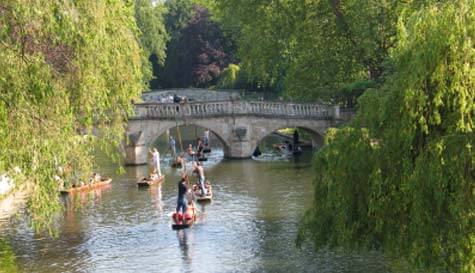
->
[151, 122, 231, 157]
[252, 126, 324, 151]
[127, 119, 232, 154]
[125, 100, 350, 165]
[250, 122, 327, 155]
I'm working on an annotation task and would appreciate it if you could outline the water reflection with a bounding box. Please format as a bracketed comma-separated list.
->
[0, 139, 394, 272]
[150, 186, 163, 215]
[195, 202, 209, 223]
[62, 184, 112, 209]
[177, 230, 192, 268]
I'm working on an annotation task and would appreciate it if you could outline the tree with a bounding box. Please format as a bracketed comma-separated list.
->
[165, 0, 195, 42]
[0, 0, 144, 232]
[213, 0, 401, 101]
[297, 1, 474, 272]
[135, 0, 169, 85]
[217, 64, 242, 89]
[158, 3, 233, 88]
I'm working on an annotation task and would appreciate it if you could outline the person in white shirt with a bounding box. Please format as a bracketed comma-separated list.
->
[149, 148, 161, 176]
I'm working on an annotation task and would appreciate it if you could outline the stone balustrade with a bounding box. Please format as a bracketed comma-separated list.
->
[132, 100, 337, 120]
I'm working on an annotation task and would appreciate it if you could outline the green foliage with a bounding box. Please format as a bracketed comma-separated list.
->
[0, 0, 144, 232]
[164, 0, 194, 42]
[213, 0, 400, 101]
[336, 80, 376, 107]
[298, 1, 475, 272]
[217, 63, 244, 89]
[214, 0, 295, 87]
[0, 239, 18, 273]
[135, 0, 169, 84]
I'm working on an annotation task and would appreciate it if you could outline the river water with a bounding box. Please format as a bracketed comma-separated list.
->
[0, 129, 393, 273]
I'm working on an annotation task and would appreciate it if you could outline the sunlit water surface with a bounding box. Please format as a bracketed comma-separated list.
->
[0, 132, 393, 273]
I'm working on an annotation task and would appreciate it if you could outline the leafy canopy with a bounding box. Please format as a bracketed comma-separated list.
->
[135, 0, 169, 84]
[213, 0, 400, 101]
[298, 1, 475, 272]
[0, 0, 144, 232]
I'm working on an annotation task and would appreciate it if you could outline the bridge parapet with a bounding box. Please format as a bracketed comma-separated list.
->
[132, 100, 336, 120]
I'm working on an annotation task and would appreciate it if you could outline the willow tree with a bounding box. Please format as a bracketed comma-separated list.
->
[298, 1, 474, 272]
[0, 0, 144, 232]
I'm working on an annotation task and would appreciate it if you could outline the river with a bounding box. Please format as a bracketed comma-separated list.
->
[0, 128, 394, 273]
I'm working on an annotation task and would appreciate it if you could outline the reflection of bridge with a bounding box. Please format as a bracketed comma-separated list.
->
[125, 100, 352, 165]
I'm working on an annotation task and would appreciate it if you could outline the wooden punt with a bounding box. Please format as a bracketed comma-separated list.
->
[60, 177, 112, 194]
[283, 148, 302, 156]
[172, 215, 195, 230]
[171, 205, 197, 230]
[192, 183, 213, 201]
[137, 175, 165, 187]
[172, 223, 191, 230]
[171, 162, 183, 168]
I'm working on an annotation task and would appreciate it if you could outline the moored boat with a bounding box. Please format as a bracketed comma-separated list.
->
[137, 175, 165, 187]
[60, 177, 112, 194]
[192, 182, 212, 201]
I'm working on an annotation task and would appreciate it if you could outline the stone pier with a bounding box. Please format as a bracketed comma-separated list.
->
[125, 100, 349, 165]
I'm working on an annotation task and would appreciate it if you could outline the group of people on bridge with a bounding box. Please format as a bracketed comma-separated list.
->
[156, 94, 189, 104]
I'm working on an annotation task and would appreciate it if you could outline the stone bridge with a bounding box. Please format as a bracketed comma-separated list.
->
[125, 100, 350, 165]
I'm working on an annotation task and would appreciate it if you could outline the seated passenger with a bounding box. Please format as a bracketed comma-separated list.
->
[187, 144, 195, 157]
[184, 200, 195, 222]
[176, 155, 187, 171]
[150, 171, 159, 180]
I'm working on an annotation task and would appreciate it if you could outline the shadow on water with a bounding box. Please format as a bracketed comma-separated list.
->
[177, 230, 192, 268]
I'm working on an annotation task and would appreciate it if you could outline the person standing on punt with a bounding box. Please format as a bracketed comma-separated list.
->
[196, 138, 204, 159]
[169, 136, 177, 158]
[293, 129, 299, 153]
[203, 129, 210, 147]
[176, 174, 188, 217]
[150, 148, 162, 177]
[192, 161, 207, 196]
